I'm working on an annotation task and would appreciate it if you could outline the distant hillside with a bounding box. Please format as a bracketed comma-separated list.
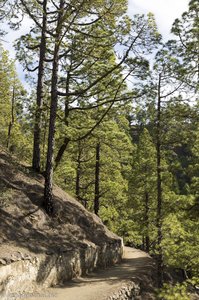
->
[0, 147, 123, 298]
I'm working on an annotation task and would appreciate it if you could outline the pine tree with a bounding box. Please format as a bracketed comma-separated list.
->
[145, 42, 188, 287]
[0, 45, 28, 154]
[171, 0, 199, 89]
[128, 128, 157, 252]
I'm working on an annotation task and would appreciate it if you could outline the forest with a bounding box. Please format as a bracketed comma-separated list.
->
[0, 0, 198, 298]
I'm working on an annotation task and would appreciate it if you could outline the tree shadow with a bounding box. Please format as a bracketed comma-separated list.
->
[51, 255, 156, 289]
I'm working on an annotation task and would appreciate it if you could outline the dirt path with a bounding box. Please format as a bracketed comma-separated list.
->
[23, 247, 155, 300]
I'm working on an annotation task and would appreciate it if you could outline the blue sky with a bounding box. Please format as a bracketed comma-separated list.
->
[1, 0, 190, 84]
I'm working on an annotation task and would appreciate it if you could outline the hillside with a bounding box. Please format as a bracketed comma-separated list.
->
[0, 148, 123, 298]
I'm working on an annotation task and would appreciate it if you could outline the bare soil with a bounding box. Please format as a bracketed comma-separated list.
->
[0, 148, 120, 260]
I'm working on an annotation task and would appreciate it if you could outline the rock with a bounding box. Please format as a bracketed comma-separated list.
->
[78, 216, 90, 228]
[46, 251, 54, 255]
[0, 258, 7, 265]
[5, 258, 11, 264]
[10, 257, 16, 262]
[23, 254, 31, 260]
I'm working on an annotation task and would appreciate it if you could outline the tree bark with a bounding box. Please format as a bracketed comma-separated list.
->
[156, 73, 164, 288]
[144, 191, 150, 252]
[76, 141, 82, 201]
[54, 75, 70, 169]
[7, 86, 15, 149]
[94, 142, 100, 215]
[43, 0, 64, 215]
[41, 105, 49, 171]
[32, 0, 47, 172]
[54, 137, 70, 169]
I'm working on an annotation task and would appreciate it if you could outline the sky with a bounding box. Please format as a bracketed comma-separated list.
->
[128, 0, 189, 40]
[1, 0, 190, 84]
[1, 17, 33, 85]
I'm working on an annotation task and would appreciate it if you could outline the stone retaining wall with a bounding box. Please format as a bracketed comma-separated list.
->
[106, 281, 141, 300]
[0, 239, 123, 300]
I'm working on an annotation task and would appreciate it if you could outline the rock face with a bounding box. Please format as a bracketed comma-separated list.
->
[0, 149, 123, 299]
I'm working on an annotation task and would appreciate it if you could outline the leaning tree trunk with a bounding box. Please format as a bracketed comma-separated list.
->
[94, 142, 100, 215]
[43, 0, 64, 215]
[32, 0, 47, 172]
[156, 73, 164, 288]
[54, 137, 70, 169]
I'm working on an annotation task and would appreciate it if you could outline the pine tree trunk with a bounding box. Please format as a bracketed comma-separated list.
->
[43, 0, 64, 215]
[7, 86, 15, 149]
[76, 142, 81, 201]
[32, 0, 47, 172]
[54, 137, 70, 169]
[94, 142, 100, 215]
[54, 83, 70, 169]
[145, 191, 150, 252]
[156, 73, 164, 288]
[76, 164, 80, 200]
[42, 106, 49, 171]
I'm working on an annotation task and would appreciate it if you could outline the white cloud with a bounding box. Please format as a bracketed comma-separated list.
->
[128, 0, 189, 40]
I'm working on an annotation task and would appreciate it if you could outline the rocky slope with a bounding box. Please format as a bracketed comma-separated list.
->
[0, 148, 123, 299]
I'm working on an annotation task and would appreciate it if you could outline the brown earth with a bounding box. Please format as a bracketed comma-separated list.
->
[0, 147, 121, 259]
